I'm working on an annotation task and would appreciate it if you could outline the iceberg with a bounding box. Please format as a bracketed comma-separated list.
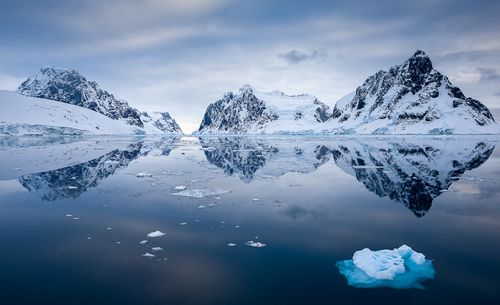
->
[147, 231, 165, 238]
[336, 245, 435, 289]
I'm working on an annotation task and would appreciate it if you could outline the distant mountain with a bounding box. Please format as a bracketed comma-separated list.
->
[330, 50, 497, 134]
[18, 67, 181, 134]
[197, 85, 331, 134]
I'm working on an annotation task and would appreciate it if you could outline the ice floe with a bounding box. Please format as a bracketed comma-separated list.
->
[245, 240, 267, 248]
[139, 240, 148, 244]
[151, 247, 163, 251]
[172, 189, 230, 198]
[142, 252, 155, 257]
[227, 243, 237, 247]
[136, 172, 153, 178]
[336, 245, 435, 289]
[147, 231, 165, 238]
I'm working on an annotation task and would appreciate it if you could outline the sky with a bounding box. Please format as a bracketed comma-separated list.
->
[1, 0, 500, 133]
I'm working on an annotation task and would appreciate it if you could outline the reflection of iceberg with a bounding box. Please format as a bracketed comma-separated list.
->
[336, 245, 435, 289]
[330, 139, 495, 217]
[200, 137, 330, 182]
[8, 137, 179, 201]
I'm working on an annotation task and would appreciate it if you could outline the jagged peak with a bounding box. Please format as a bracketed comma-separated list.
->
[399, 50, 433, 76]
[239, 84, 254, 93]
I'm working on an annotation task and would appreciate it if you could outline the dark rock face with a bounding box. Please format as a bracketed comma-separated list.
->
[17, 67, 182, 133]
[199, 86, 278, 133]
[331, 50, 496, 132]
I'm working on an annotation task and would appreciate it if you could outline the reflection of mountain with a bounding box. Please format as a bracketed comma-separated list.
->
[17, 138, 179, 201]
[201, 137, 494, 217]
[201, 137, 330, 182]
[329, 140, 494, 217]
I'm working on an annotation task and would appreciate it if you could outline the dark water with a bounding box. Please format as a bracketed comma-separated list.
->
[0, 136, 499, 305]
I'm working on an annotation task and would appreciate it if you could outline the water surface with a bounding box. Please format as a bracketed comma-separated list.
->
[0, 135, 499, 305]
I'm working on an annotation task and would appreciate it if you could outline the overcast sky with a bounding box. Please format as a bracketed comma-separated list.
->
[1, 0, 500, 132]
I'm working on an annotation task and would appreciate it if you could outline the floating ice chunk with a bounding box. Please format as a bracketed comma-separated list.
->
[198, 205, 206, 209]
[142, 252, 155, 257]
[245, 240, 266, 248]
[147, 231, 165, 237]
[66, 214, 72, 217]
[174, 185, 187, 190]
[136, 172, 152, 178]
[227, 243, 237, 247]
[179, 222, 187, 226]
[139, 240, 148, 244]
[67, 186, 78, 190]
[73, 217, 80, 220]
[336, 245, 435, 289]
[172, 189, 230, 198]
[252, 198, 259, 201]
[106, 227, 112, 230]
[151, 247, 163, 251]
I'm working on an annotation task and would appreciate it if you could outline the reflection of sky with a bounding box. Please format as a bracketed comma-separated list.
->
[0, 137, 499, 303]
[1, 1, 500, 132]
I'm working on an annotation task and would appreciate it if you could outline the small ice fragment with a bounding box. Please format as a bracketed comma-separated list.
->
[73, 217, 80, 220]
[147, 231, 165, 238]
[66, 214, 72, 217]
[116, 241, 121, 244]
[12, 168, 20, 171]
[208, 203, 215, 207]
[139, 240, 148, 244]
[245, 240, 266, 248]
[67, 186, 78, 190]
[235, 225, 240, 228]
[198, 205, 206, 209]
[136, 172, 152, 178]
[227, 243, 237, 247]
[172, 189, 229, 198]
[151, 247, 163, 251]
[106, 227, 112, 230]
[86, 237, 92, 240]
[142, 252, 155, 257]
[220, 221, 225, 224]
[180, 222, 187, 226]
[174, 185, 187, 190]
[252, 198, 259, 201]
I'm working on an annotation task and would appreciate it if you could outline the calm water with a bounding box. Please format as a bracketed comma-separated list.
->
[0, 136, 499, 305]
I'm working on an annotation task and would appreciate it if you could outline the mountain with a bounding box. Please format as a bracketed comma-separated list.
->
[330, 50, 497, 134]
[17, 67, 182, 134]
[329, 139, 494, 217]
[197, 85, 331, 134]
[0, 90, 140, 135]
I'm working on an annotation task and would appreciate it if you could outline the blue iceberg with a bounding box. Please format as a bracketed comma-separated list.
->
[336, 245, 435, 289]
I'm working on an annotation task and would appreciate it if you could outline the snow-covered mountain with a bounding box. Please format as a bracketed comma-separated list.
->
[329, 138, 494, 217]
[197, 85, 331, 134]
[17, 67, 182, 134]
[330, 50, 497, 134]
[0, 90, 141, 135]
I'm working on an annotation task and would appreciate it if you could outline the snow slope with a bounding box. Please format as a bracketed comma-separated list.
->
[18, 67, 182, 134]
[197, 85, 331, 134]
[329, 50, 498, 134]
[0, 90, 141, 135]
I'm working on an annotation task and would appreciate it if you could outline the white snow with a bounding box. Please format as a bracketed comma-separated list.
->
[0, 90, 141, 135]
[147, 231, 165, 238]
[172, 189, 230, 198]
[352, 245, 426, 280]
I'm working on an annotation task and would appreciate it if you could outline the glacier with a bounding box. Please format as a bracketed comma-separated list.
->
[336, 245, 435, 289]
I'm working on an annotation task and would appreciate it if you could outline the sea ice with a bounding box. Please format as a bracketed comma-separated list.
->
[336, 245, 435, 289]
[172, 189, 230, 198]
[245, 240, 267, 248]
[147, 231, 165, 238]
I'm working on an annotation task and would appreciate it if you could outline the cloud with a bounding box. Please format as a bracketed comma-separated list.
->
[477, 68, 500, 82]
[278, 49, 328, 64]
